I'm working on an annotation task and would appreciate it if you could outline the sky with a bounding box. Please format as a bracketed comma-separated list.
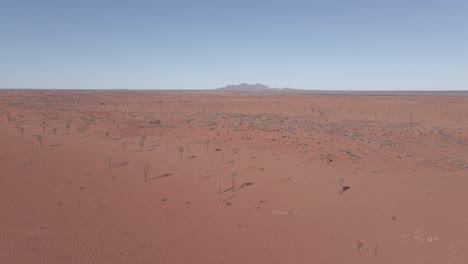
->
[1, 0, 467, 90]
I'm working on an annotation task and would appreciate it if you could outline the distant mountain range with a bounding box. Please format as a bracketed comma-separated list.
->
[213, 84, 468, 95]
[215, 83, 298, 92]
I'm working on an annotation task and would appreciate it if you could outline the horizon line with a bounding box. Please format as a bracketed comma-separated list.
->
[1, 87, 468, 93]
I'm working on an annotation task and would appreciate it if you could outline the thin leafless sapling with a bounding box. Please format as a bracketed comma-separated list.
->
[37, 135, 43, 148]
[143, 162, 150, 181]
[178, 146, 184, 160]
[231, 172, 238, 192]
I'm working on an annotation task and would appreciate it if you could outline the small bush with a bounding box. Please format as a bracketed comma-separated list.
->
[143, 162, 150, 181]
[178, 146, 184, 160]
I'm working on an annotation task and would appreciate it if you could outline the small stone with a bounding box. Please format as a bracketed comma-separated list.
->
[273, 210, 289, 215]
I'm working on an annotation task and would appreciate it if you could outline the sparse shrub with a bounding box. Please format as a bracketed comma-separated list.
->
[37, 135, 43, 148]
[19, 127, 24, 137]
[205, 140, 210, 155]
[106, 131, 109, 142]
[77, 124, 86, 134]
[122, 142, 127, 154]
[231, 172, 238, 192]
[338, 176, 350, 194]
[41, 121, 46, 135]
[107, 155, 111, 168]
[143, 162, 150, 181]
[139, 136, 146, 152]
[178, 146, 184, 160]
[338, 176, 344, 193]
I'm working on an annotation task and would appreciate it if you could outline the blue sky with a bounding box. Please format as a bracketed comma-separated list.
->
[1, 0, 467, 90]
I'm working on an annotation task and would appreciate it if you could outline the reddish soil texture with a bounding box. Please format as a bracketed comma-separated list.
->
[1, 90, 468, 264]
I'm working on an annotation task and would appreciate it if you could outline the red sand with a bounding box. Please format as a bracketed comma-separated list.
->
[1, 90, 467, 263]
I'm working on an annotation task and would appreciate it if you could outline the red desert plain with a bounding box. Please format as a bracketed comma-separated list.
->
[1, 90, 468, 264]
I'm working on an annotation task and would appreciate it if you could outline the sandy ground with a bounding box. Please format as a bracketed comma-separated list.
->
[1, 90, 468, 264]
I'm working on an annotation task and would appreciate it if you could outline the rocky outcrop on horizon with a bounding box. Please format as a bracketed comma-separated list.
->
[216, 83, 297, 92]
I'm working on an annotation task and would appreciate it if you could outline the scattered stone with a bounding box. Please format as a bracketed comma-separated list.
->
[273, 210, 289, 215]
[413, 230, 425, 242]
